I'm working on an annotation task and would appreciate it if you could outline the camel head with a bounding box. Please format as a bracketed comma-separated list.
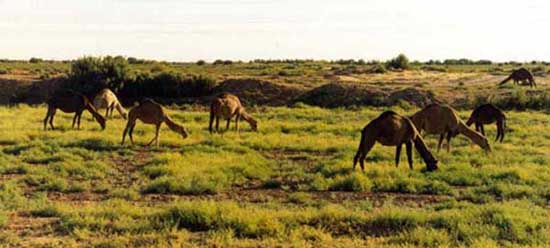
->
[180, 127, 189, 139]
[480, 136, 491, 153]
[426, 159, 438, 172]
[249, 119, 258, 132]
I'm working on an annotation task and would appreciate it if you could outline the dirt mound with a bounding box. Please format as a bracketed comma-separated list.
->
[297, 83, 440, 108]
[296, 83, 389, 108]
[213, 78, 304, 106]
[388, 87, 438, 107]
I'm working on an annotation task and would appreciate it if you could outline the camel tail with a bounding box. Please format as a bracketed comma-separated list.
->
[164, 114, 188, 138]
[499, 75, 512, 85]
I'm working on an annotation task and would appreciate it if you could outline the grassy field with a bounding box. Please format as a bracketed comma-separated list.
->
[0, 104, 548, 247]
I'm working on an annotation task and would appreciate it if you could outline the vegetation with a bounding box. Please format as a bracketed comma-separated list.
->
[0, 103, 546, 246]
[386, 54, 410, 70]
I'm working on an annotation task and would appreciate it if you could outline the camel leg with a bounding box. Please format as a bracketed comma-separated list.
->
[479, 124, 485, 136]
[406, 141, 413, 170]
[215, 117, 220, 132]
[437, 133, 445, 153]
[495, 123, 501, 142]
[77, 112, 82, 129]
[104, 107, 109, 119]
[225, 118, 231, 132]
[110, 105, 116, 118]
[446, 131, 452, 153]
[209, 113, 215, 134]
[235, 113, 240, 133]
[147, 123, 161, 147]
[395, 144, 402, 168]
[497, 120, 504, 142]
[475, 123, 480, 132]
[353, 139, 375, 171]
[48, 110, 56, 130]
[128, 122, 136, 145]
[44, 107, 55, 130]
[121, 119, 135, 145]
[71, 114, 78, 129]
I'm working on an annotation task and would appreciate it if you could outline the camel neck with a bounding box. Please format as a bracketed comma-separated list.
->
[457, 121, 486, 149]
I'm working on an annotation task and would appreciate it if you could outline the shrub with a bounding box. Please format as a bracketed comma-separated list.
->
[386, 54, 410, 70]
[68, 56, 131, 93]
[368, 64, 387, 74]
[29, 57, 43, 63]
[196, 60, 206, 66]
[120, 72, 216, 99]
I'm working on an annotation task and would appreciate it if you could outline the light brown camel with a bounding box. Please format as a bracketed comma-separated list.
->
[209, 93, 257, 133]
[121, 99, 188, 147]
[93, 88, 127, 119]
[466, 104, 506, 143]
[410, 104, 491, 153]
[353, 111, 438, 171]
[499, 68, 536, 88]
[44, 89, 106, 130]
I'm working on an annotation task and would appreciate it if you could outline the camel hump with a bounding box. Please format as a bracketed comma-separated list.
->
[138, 98, 157, 106]
[513, 68, 533, 76]
[377, 110, 399, 120]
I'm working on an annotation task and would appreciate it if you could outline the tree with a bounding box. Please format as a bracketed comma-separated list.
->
[386, 54, 410, 70]
[69, 56, 131, 94]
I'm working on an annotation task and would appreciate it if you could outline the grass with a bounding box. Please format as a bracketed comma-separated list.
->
[0, 104, 548, 246]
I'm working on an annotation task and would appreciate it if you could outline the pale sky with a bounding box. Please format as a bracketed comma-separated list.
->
[1, 0, 549, 62]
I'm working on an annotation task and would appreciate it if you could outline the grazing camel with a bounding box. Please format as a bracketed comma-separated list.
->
[121, 99, 189, 147]
[499, 68, 536, 88]
[410, 104, 491, 153]
[44, 89, 106, 130]
[209, 93, 257, 133]
[466, 104, 506, 143]
[353, 111, 438, 171]
[93, 88, 127, 119]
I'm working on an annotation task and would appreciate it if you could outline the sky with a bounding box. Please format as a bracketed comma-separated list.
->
[1, 0, 549, 62]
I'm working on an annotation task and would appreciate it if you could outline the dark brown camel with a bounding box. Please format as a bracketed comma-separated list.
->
[466, 104, 506, 142]
[353, 111, 438, 172]
[44, 89, 106, 130]
[499, 68, 536, 88]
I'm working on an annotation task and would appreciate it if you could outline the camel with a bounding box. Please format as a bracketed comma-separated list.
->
[93, 88, 127, 119]
[499, 68, 536, 88]
[209, 93, 257, 133]
[353, 111, 438, 171]
[466, 104, 506, 143]
[410, 104, 491, 153]
[121, 99, 189, 147]
[44, 89, 106, 130]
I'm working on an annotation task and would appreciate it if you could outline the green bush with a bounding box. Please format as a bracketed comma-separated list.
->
[29, 57, 43, 63]
[386, 54, 410, 70]
[69, 56, 131, 93]
[120, 72, 216, 99]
